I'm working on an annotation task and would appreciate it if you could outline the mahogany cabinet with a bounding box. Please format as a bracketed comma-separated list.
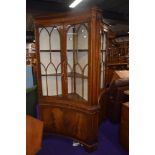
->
[34, 8, 109, 151]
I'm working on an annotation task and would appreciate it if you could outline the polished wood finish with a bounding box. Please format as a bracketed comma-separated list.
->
[34, 8, 107, 151]
[26, 115, 43, 155]
[120, 102, 129, 150]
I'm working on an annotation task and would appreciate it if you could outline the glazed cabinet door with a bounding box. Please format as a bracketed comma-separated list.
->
[66, 23, 89, 101]
[38, 26, 63, 97]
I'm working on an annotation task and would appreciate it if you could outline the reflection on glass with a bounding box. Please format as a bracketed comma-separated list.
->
[100, 26, 108, 89]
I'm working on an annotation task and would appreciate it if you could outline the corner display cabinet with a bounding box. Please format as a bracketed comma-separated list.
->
[34, 8, 108, 152]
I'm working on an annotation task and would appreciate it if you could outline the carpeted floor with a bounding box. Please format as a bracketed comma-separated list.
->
[36, 120, 129, 155]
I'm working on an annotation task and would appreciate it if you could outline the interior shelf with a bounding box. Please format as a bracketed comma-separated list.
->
[67, 72, 88, 79]
[66, 93, 87, 102]
[40, 49, 88, 52]
[41, 73, 62, 76]
[41, 72, 88, 79]
[67, 49, 88, 52]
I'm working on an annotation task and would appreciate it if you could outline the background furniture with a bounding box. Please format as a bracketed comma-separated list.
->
[106, 64, 128, 86]
[107, 78, 129, 123]
[105, 39, 129, 87]
[98, 89, 108, 124]
[99, 77, 129, 123]
[120, 102, 129, 150]
[110, 70, 129, 85]
[34, 8, 109, 151]
[26, 115, 43, 155]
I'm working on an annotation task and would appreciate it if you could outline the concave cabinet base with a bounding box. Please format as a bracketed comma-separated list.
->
[39, 102, 99, 151]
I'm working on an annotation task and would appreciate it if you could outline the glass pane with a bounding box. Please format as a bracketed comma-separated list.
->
[68, 77, 74, 94]
[83, 79, 88, 100]
[51, 52, 61, 69]
[76, 77, 82, 97]
[83, 65, 88, 76]
[100, 25, 108, 89]
[47, 76, 62, 96]
[41, 76, 47, 96]
[57, 76, 62, 95]
[40, 52, 50, 72]
[51, 28, 61, 50]
[39, 27, 52, 50]
[77, 24, 88, 50]
[47, 76, 56, 96]
[100, 64, 103, 88]
[67, 26, 73, 50]
[46, 63, 56, 74]
[77, 52, 88, 74]
[40, 63, 46, 75]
